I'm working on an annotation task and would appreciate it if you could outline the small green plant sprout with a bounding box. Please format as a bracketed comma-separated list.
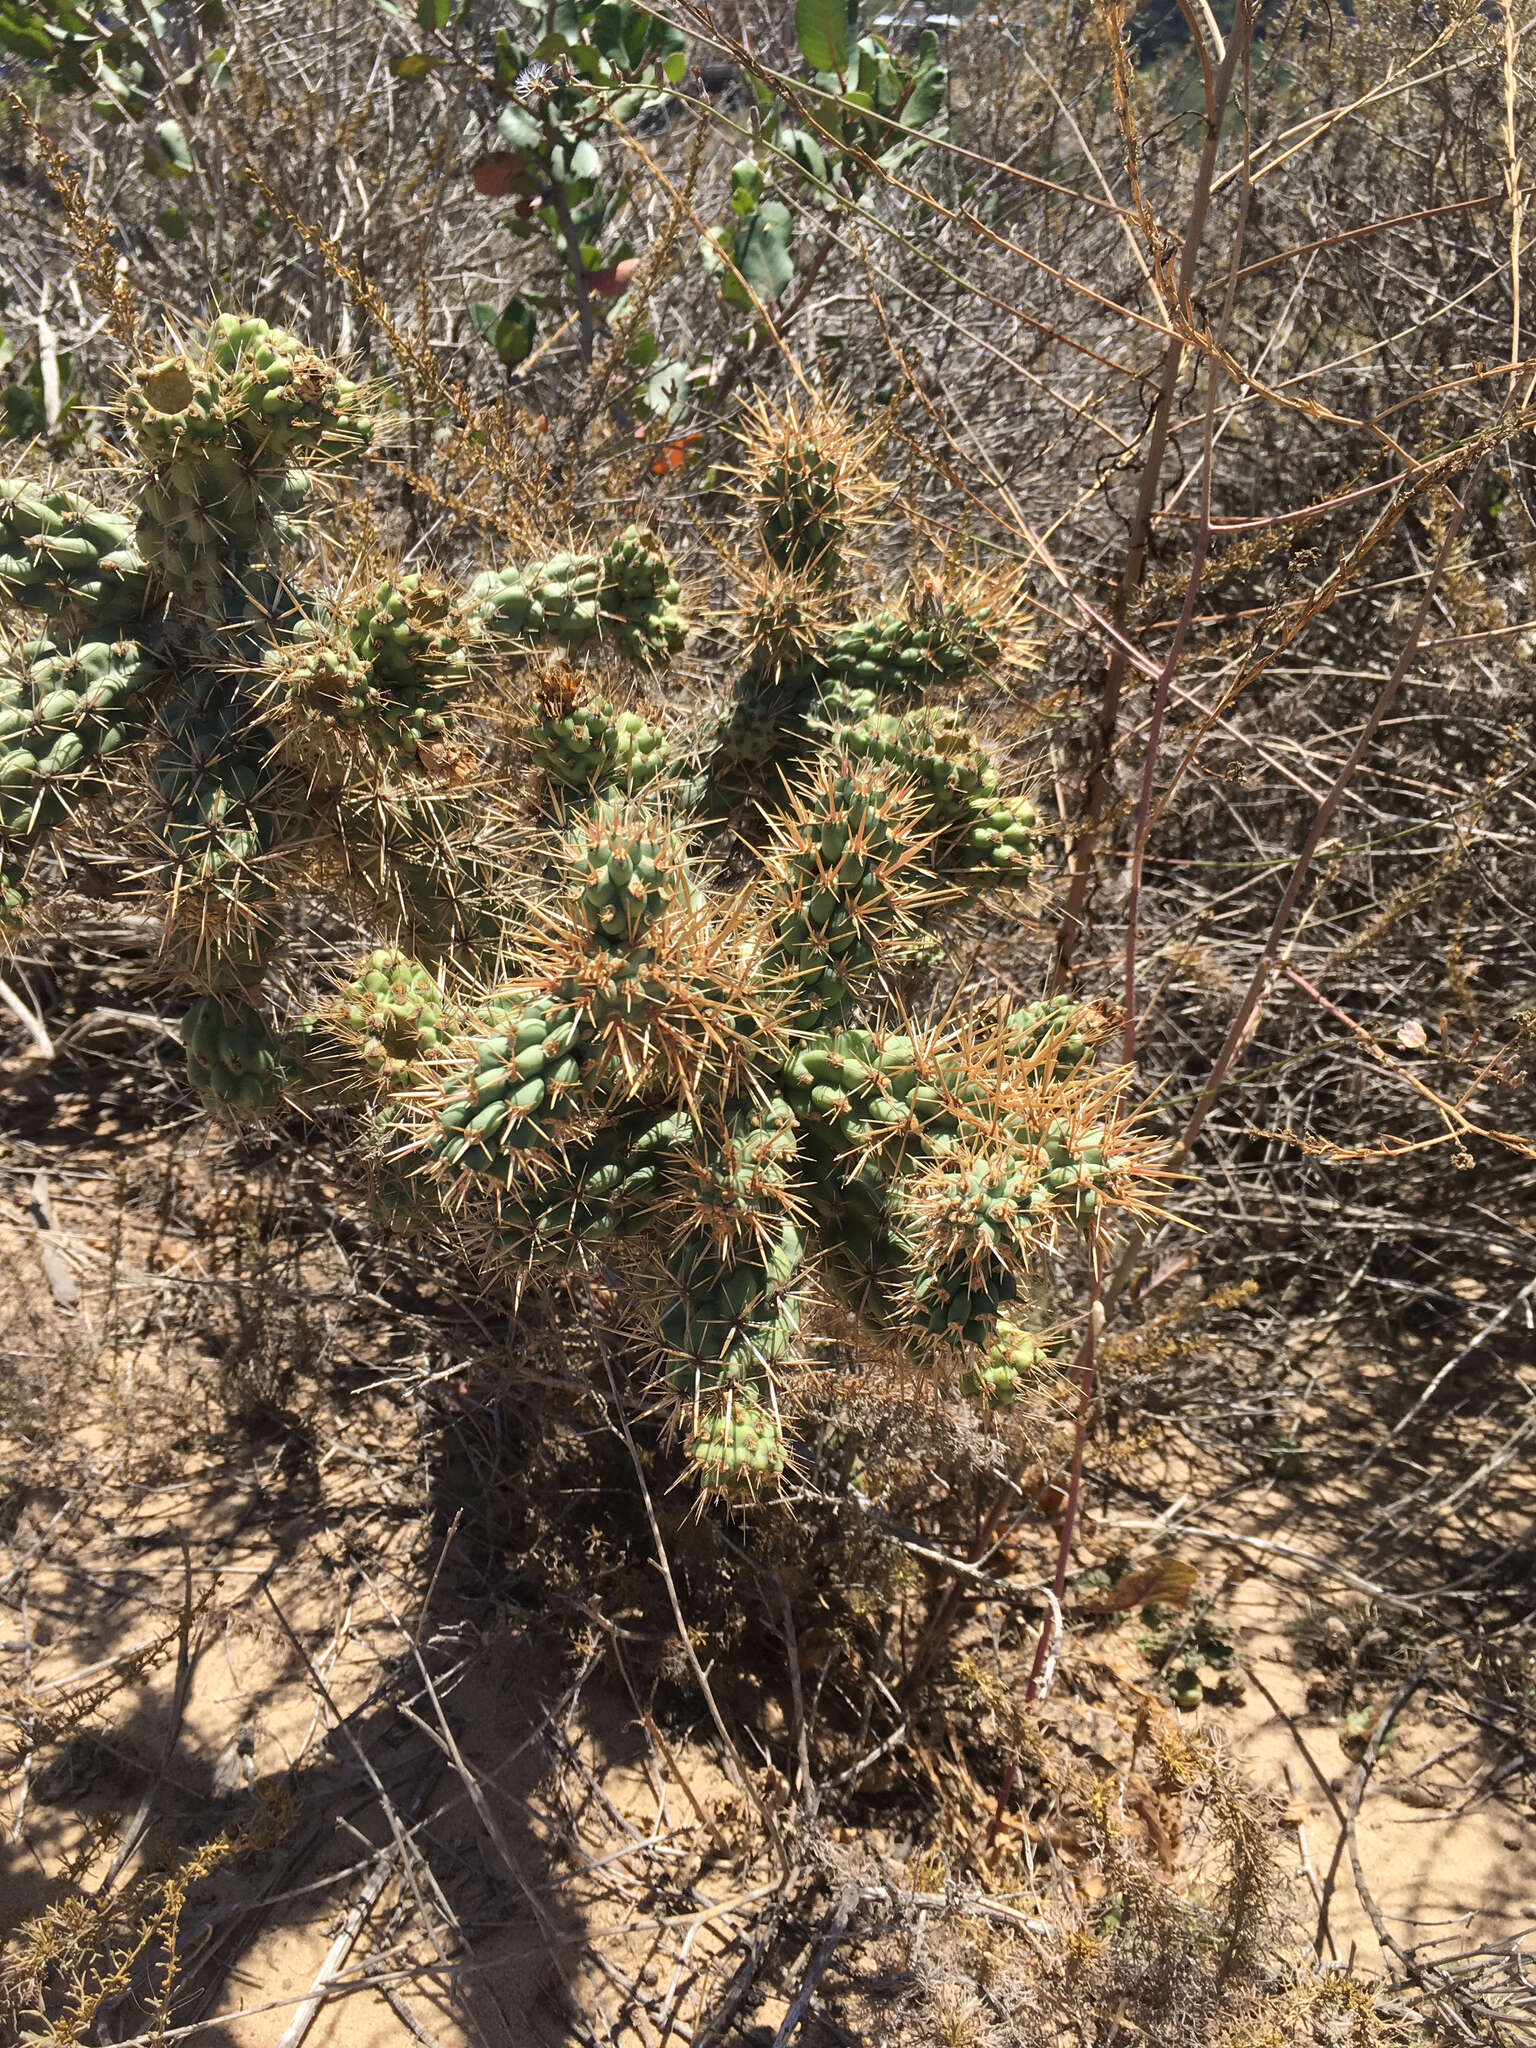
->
[1, 328, 1160, 1500]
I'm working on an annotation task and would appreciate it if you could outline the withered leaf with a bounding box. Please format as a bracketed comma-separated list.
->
[1080, 1557, 1199, 1613]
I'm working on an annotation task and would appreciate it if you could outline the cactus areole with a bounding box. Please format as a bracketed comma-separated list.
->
[0, 319, 1154, 1496]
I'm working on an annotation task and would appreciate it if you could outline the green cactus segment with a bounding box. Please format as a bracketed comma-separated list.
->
[340, 947, 449, 1086]
[0, 483, 151, 627]
[0, 634, 163, 842]
[822, 606, 1003, 700]
[332, 788, 503, 958]
[663, 1226, 799, 1497]
[896, 1142, 1037, 1342]
[961, 793, 1038, 877]
[783, 1028, 916, 1211]
[776, 1017, 1121, 1350]
[271, 576, 470, 771]
[686, 1390, 787, 1497]
[481, 1107, 688, 1263]
[181, 995, 284, 1119]
[354, 577, 469, 704]
[710, 600, 1020, 815]
[660, 1221, 804, 1380]
[1036, 1118, 1114, 1222]
[712, 686, 795, 776]
[963, 1319, 1069, 1412]
[523, 696, 670, 795]
[820, 702, 991, 817]
[816, 700, 1037, 880]
[148, 674, 291, 989]
[470, 525, 684, 668]
[669, 1096, 802, 1244]
[597, 527, 688, 666]
[738, 576, 832, 686]
[758, 435, 846, 586]
[433, 997, 590, 1177]
[563, 796, 694, 944]
[125, 315, 374, 601]
[767, 762, 936, 1022]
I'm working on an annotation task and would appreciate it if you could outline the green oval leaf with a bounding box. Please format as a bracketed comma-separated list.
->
[495, 101, 544, 152]
[794, 0, 847, 75]
[780, 128, 828, 185]
[729, 157, 764, 217]
[902, 60, 947, 132]
[734, 200, 794, 301]
[143, 118, 194, 178]
[481, 295, 536, 366]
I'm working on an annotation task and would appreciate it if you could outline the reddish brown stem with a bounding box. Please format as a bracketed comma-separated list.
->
[984, 1234, 1104, 1852]
[1051, 1, 1254, 991]
[1124, 39, 1254, 1063]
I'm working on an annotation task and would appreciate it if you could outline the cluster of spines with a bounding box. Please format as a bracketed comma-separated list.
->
[738, 392, 884, 589]
[125, 314, 374, 603]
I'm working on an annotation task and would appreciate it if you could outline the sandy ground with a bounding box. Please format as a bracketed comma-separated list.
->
[1, 1047, 1532, 2043]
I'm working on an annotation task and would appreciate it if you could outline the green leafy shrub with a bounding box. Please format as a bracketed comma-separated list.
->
[703, 1, 948, 312]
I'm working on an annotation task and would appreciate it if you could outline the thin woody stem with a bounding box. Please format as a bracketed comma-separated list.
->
[1051, 0, 1255, 991]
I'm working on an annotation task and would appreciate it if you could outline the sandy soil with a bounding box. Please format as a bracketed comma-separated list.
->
[1, 1036, 1532, 2044]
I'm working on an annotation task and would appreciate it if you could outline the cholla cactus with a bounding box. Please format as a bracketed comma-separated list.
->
[0, 314, 682, 997]
[963, 1319, 1071, 1412]
[1, 321, 1157, 1499]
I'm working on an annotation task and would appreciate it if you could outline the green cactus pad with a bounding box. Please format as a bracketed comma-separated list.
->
[181, 995, 284, 1119]
[962, 1320, 1069, 1412]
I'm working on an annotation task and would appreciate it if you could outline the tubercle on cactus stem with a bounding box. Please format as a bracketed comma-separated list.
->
[0, 326, 1163, 1498]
